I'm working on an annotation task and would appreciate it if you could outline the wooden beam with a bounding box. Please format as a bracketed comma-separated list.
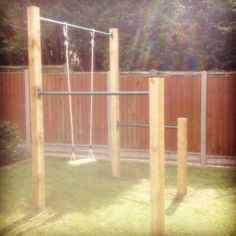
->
[109, 28, 120, 178]
[149, 77, 165, 236]
[177, 118, 188, 197]
[200, 71, 207, 165]
[27, 6, 45, 211]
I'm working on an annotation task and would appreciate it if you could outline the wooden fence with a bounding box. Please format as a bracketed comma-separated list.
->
[0, 71, 235, 161]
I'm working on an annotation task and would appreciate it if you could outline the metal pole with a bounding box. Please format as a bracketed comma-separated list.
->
[117, 122, 177, 129]
[40, 17, 112, 36]
[118, 123, 149, 128]
[38, 90, 149, 97]
[165, 125, 177, 129]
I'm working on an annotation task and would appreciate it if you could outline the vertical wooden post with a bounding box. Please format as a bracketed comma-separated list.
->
[24, 69, 31, 153]
[177, 118, 187, 197]
[109, 28, 120, 178]
[27, 6, 45, 211]
[149, 77, 165, 236]
[200, 71, 207, 165]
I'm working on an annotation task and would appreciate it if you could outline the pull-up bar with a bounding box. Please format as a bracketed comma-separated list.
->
[40, 17, 112, 36]
[37, 89, 149, 98]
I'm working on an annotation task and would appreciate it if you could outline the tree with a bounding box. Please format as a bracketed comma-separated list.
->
[0, 0, 235, 71]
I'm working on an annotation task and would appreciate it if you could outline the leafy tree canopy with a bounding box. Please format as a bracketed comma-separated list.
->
[0, 0, 235, 71]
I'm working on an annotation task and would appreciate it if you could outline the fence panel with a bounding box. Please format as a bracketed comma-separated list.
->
[0, 71, 235, 158]
[164, 74, 201, 152]
[0, 72, 25, 139]
[207, 74, 236, 156]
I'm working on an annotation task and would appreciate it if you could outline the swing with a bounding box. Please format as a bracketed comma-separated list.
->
[63, 24, 96, 166]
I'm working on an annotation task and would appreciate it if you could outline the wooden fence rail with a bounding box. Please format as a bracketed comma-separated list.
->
[0, 71, 235, 161]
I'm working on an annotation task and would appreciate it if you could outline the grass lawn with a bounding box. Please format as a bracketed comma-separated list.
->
[0, 157, 235, 236]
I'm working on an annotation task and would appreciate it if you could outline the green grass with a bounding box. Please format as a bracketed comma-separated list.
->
[0, 158, 235, 236]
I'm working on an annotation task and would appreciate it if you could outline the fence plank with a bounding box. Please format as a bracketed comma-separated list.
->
[207, 74, 236, 156]
[0, 72, 25, 138]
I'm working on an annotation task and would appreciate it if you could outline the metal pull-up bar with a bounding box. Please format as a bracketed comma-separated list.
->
[40, 17, 112, 36]
[37, 89, 149, 98]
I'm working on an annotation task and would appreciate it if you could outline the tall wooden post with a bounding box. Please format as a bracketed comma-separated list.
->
[149, 77, 165, 236]
[177, 118, 187, 197]
[109, 28, 120, 178]
[27, 6, 45, 211]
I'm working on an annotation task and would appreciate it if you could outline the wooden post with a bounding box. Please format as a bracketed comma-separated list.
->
[24, 69, 31, 153]
[109, 28, 120, 178]
[149, 77, 165, 236]
[27, 6, 45, 211]
[177, 118, 187, 197]
[200, 71, 207, 165]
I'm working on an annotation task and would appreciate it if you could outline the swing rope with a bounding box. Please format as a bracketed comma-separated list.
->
[88, 29, 95, 159]
[63, 24, 96, 161]
[63, 23, 76, 161]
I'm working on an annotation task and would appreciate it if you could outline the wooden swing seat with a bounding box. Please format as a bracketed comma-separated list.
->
[68, 157, 97, 166]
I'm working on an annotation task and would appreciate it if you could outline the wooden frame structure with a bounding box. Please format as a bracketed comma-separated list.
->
[27, 6, 187, 236]
[27, 7, 121, 211]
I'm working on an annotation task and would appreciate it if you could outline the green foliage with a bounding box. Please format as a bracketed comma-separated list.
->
[0, 0, 235, 70]
[0, 121, 19, 154]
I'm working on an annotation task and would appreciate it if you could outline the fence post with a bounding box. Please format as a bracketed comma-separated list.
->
[27, 6, 45, 211]
[107, 72, 111, 158]
[24, 69, 31, 153]
[200, 71, 207, 165]
[149, 77, 165, 236]
[109, 28, 120, 178]
[177, 118, 187, 197]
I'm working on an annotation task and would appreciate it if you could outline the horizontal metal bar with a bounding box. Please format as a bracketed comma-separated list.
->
[38, 90, 149, 96]
[117, 123, 177, 129]
[40, 17, 112, 36]
[118, 123, 149, 128]
[165, 125, 177, 129]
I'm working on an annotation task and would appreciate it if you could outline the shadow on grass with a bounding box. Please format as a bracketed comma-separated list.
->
[166, 194, 185, 216]
[0, 158, 150, 235]
[0, 209, 58, 236]
[1, 158, 235, 235]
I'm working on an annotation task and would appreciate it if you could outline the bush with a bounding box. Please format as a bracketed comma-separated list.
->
[0, 121, 19, 154]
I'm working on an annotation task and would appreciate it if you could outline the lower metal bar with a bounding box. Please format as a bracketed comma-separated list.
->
[118, 123, 149, 128]
[38, 90, 149, 96]
[165, 125, 177, 129]
[117, 123, 177, 129]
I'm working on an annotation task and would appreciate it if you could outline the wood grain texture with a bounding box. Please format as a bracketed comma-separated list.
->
[207, 74, 236, 156]
[109, 28, 120, 178]
[149, 77, 165, 236]
[27, 6, 45, 210]
[0, 72, 25, 138]
[177, 118, 187, 196]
